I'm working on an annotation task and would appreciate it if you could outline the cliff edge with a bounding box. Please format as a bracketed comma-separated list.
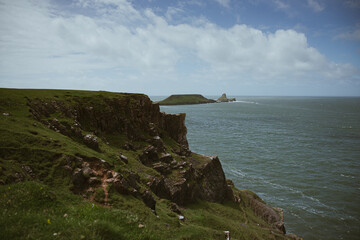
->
[0, 88, 300, 240]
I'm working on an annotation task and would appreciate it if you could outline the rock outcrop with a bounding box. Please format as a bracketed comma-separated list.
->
[28, 94, 188, 150]
[26, 93, 233, 207]
[149, 155, 233, 206]
[217, 93, 236, 102]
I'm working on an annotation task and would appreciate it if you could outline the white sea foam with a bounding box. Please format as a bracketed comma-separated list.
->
[340, 174, 355, 179]
[235, 100, 259, 104]
[230, 169, 246, 177]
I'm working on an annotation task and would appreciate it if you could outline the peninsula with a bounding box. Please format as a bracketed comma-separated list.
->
[0, 88, 300, 240]
[157, 94, 216, 105]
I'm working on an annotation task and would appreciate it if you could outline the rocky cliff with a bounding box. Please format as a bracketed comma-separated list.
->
[0, 89, 300, 240]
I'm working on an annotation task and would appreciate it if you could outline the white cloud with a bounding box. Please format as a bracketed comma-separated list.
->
[0, 0, 358, 95]
[344, 0, 360, 8]
[273, 0, 289, 9]
[307, 0, 324, 12]
[165, 7, 184, 21]
[214, 0, 230, 8]
[335, 29, 360, 41]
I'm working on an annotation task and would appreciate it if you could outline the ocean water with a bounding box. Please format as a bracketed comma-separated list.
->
[152, 96, 360, 240]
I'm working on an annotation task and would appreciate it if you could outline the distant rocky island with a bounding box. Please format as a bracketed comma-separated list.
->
[217, 93, 236, 102]
[158, 93, 236, 105]
[157, 94, 216, 105]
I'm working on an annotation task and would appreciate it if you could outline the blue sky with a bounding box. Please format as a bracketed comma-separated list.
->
[0, 0, 359, 96]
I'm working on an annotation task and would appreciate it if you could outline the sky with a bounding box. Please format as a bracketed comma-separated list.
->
[0, 0, 360, 96]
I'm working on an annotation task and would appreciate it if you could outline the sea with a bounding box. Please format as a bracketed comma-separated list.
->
[150, 96, 360, 240]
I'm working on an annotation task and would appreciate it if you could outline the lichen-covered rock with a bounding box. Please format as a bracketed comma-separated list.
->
[83, 134, 100, 151]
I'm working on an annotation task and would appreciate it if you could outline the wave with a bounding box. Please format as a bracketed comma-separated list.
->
[229, 168, 336, 213]
[234, 100, 259, 104]
[340, 174, 356, 179]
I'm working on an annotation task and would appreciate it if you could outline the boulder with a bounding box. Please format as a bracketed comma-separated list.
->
[149, 136, 166, 153]
[88, 177, 101, 186]
[170, 202, 182, 214]
[139, 145, 159, 166]
[83, 134, 100, 151]
[159, 153, 173, 163]
[141, 190, 156, 210]
[152, 162, 171, 175]
[72, 168, 87, 190]
[113, 177, 131, 194]
[120, 154, 128, 164]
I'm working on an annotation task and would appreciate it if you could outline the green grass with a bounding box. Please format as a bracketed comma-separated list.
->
[0, 88, 291, 240]
[0, 182, 287, 240]
[157, 94, 216, 105]
[0, 182, 161, 240]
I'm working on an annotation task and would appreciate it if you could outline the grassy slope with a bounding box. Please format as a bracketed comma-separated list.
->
[157, 94, 215, 105]
[0, 88, 287, 240]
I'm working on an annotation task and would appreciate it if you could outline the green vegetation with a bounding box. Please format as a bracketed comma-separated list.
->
[0, 88, 293, 239]
[0, 182, 285, 240]
[157, 94, 216, 105]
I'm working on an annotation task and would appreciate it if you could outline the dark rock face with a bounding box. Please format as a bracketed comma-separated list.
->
[196, 156, 234, 203]
[245, 191, 286, 234]
[149, 155, 234, 206]
[161, 113, 188, 148]
[28, 95, 188, 151]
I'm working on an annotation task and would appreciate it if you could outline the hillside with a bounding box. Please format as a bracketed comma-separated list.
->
[157, 94, 216, 105]
[0, 88, 300, 240]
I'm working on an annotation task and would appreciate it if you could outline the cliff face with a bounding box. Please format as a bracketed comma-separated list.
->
[28, 94, 188, 148]
[0, 89, 299, 240]
[27, 94, 231, 205]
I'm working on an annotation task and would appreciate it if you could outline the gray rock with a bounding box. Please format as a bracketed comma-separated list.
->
[83, 134, 100, 151]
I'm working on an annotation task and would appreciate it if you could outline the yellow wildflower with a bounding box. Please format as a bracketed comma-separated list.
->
[47, 219, 51, 224]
